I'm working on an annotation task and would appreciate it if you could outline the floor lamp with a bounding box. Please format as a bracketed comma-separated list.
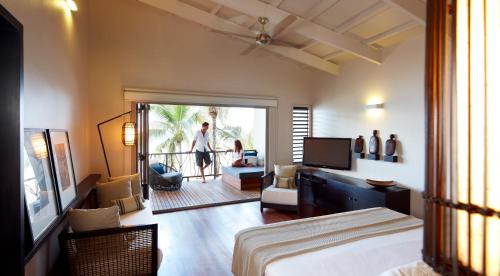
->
[97, 111, 136, 177]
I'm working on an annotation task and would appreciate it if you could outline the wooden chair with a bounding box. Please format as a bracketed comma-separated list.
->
[260, 171, 300, 214]
[59, 224, 159, 276]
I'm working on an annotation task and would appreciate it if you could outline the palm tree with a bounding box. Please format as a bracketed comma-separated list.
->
[208, 106, 238, 149]
[207, 106, 242, 174]
[208, 106, 219, 174]
[242, 132, 255, 150]
[150, 105, 202, 153]
[208, 106, 219, 149]
[217, 125, 242, 148]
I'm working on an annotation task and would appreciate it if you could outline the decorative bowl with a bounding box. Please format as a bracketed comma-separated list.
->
[366, 179, 396, 188]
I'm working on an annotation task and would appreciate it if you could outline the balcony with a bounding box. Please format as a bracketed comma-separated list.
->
[149, 151, 232, 180]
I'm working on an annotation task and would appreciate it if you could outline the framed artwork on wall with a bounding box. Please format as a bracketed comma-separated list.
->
[23, 129, 60, 242]
[48, 129, 77, 212]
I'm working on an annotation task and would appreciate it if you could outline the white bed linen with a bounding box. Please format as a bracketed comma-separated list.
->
[265, 227, 422, 276]
[378, 260, 438, 276]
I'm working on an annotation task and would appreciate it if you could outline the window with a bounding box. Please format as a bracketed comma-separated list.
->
[292, 106, 310, 163]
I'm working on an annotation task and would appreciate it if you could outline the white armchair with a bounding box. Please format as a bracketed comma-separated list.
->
[260, 171, 300, 214]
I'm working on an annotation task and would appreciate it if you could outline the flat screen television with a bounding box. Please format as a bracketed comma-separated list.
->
[302, 137, 352, 170]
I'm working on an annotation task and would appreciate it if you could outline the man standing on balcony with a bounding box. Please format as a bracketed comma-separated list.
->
[190, 122, 215, 183]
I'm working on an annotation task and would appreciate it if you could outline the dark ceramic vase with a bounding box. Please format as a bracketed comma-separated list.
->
[385, 134, 397, 156]
[354, 135, 364, 153]
[369, 130, 379, 154]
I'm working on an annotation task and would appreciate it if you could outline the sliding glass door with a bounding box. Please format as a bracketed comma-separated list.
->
[136, 103, 150, 199]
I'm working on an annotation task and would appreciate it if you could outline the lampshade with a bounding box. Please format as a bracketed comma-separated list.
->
[122, 122, 136, 146]
[31, 133, 48, 160]
[424, 1, 499, 275]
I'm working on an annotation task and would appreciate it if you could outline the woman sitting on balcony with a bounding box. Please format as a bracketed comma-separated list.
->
[226, 140, 249, 167]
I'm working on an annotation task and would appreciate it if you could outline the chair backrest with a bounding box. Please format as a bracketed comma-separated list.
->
[59, 224, 158, 276]
[150, 162, 165, 175]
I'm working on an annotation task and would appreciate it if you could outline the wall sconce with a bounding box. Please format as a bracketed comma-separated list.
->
[122, 122, 136, 147]
[366, 102, 384, 118]
[366, 103, 384, 110]
[65, 0, 78, 11]
[31, 133, 48, 160]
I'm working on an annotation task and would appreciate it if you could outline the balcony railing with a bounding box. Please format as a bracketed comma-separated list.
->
[149, 151, 233, 180]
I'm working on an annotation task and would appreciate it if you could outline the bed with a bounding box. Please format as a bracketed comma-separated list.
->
[232, 208, 424, 276]
[221, 166, 265, 190]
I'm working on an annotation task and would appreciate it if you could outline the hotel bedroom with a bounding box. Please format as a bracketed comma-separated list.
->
[0, 0, 498, 275]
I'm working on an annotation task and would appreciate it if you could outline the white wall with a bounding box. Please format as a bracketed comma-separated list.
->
[311, 34, 426, 218]
[87, 0, 319, 177]
[0, 0, 90, 275]
[2, 0, 90, 183]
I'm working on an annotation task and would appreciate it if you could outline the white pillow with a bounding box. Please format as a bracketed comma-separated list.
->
[96, 177, 132, 208]
[246, 156, 258, 166]
[108, 173, 142, 199]
[68, 206, 121, 232]
[273, 164, 298, 189]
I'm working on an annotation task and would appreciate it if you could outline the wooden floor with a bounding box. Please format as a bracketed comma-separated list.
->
[155, 201, 299, 276]
[150, 178, 261, 214]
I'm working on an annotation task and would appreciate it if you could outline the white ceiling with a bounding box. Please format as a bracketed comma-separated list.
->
[139, 0, 426, 75]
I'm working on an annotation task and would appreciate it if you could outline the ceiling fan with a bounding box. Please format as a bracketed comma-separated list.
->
[212, 15, 298, 55]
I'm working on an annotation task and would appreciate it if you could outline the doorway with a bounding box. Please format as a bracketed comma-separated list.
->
[145, 104, 267, 213]
[0, 4, 23, 274]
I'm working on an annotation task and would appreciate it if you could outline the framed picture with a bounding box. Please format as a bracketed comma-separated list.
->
[48, 129, 77, 212]
[23, 129, 60, 242]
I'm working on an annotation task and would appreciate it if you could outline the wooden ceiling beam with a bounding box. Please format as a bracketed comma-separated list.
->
[322, 50, 343, 61]
[293, 23, 382, 64]
[210, 0, 382, 64]
[229, 14, 253, 26]
[270, 0, 285, 8]
[138, 0, 340, 76]
[382, 0, 426, 25]
[254, 41, 340, 75]
[210, 4, 222, 15]
[334, 1, 389, 33]
[303, 0, 340, 21]
[362, 20, 417, 44]
[300, 41, 318, 50]
[272, 19, 301, 39]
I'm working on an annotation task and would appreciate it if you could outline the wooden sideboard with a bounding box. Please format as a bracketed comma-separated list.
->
[299, 170, 410, 216]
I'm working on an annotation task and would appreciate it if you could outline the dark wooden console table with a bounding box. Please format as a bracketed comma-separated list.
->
[299, 169, 410, 217]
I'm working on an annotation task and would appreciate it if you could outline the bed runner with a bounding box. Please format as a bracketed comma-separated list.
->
[232, 207, 422, 276]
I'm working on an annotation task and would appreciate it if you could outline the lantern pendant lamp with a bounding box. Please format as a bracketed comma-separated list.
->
[122, 122, 136, 147]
